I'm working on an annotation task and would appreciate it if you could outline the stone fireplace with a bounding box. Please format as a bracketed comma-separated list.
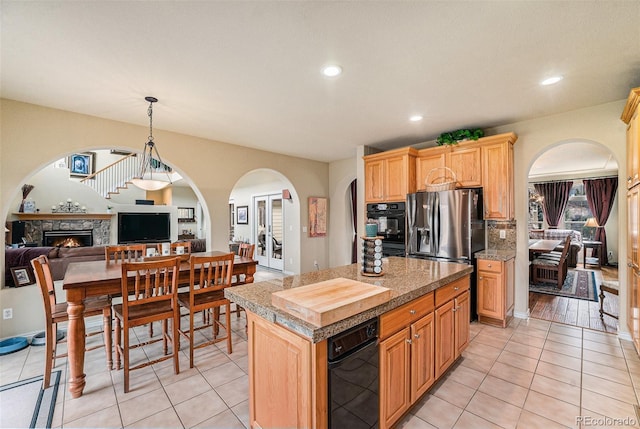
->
[19, 216, 111, 247]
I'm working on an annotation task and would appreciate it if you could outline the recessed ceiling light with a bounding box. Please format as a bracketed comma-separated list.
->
[540, 76, 563, 86]
[409, 115, 423, 122]
[322, 65, 342, 77]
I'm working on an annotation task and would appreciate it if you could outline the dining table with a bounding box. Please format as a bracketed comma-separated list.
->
[62, 251, 257, 398]
[528, 239, 562, 258]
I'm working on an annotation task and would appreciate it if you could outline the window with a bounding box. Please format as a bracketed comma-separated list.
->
[564, 182, 596, 239]
[528, 186, 544, 230]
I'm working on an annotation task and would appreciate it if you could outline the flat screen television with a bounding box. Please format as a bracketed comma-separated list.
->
[118, 212, 171, 243]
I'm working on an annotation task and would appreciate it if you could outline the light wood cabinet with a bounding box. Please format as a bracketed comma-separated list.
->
[623, 88, 640, 189]
[628, 186, 640, 350]
[477, 258, 515, 327]
[247, 312, 327, 429]
[482, 137, 515, 220]
[379, 294, 436, 429]
[379, 328, 411, 428]
[433, 277, 470, 378]
[447, 145, 482, 187]
[416, 147, 447, 190]
[364, 147, 417, 203]
[623, 88, 640, 355]
[414, 133, 517, 220]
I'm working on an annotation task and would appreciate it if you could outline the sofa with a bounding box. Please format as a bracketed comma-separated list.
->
[529, 229, 583, 268]
[4, 238, 207, 287]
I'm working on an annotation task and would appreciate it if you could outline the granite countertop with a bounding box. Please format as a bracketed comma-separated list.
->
[475, 249, 516, 261]
[225, 256, 472, 343]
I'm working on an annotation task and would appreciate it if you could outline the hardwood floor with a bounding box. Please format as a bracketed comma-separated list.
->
[529, 265, 619, 333]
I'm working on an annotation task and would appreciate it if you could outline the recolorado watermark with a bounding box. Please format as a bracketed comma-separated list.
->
[576, 416, 638, 426]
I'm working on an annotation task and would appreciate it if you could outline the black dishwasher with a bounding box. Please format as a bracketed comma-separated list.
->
[328, 319, 379, 429]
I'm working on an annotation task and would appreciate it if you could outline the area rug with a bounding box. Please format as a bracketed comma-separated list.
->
[0, 370, 60, 428]
[530, 270, 598, 302]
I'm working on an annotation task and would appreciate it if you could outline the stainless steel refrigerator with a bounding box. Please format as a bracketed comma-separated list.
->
[406, 188, 485, 319]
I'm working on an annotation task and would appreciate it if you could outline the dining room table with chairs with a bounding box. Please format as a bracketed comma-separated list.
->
[61, 250, 257, 398]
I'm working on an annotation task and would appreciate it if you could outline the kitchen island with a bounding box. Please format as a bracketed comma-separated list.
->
[225, 256, 473, 429]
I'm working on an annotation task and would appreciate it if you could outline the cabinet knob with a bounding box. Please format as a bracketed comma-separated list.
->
[487, 264, 492, 268]
[479, 276, 483, 280]
[454, 287, 459, 291]
[406, 339, 413, 344]
[414, 334, 421, 339]
[409, 309, 416, 315]
[452, 307, 457, 312]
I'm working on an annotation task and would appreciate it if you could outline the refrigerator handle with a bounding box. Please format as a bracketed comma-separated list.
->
[432, 193, 439, 255]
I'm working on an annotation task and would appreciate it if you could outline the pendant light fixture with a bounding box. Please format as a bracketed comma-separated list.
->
[130, 96, 172, 191]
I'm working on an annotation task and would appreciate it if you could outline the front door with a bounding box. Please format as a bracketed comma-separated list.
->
[254, 194, 284, 271]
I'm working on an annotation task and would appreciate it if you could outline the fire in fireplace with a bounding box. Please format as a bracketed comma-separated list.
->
[43, 230, 93, 247]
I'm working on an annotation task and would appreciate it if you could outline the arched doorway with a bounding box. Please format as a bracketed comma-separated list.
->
[229, 169, 300, 275]
[527, 140, 619, 332]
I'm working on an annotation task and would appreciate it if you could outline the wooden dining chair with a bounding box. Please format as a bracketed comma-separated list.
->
[105, 244, 146, 263]
[113, 257, 181, 393]
[229, 243, 255, 319]
[31, 255, 113, 389]
[532, 236, 571, 289]
[178, 253, 234, 368]
[156, 241, 192, 255]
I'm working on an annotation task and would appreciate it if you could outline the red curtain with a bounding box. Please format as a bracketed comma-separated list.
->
[534, 181, 573, 228]
[583, 177, 618, 265]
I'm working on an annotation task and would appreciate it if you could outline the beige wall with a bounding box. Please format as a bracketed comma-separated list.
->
[0, 99, 330, 338]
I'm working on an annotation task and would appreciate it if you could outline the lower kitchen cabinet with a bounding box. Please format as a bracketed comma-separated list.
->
[477, 258, 515, 327]
[380, 276, 469, 429]
[379, 311, 436, 428]
[434, 289, 470, 379]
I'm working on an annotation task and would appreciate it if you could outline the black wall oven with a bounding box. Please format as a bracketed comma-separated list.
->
[366, 202, 406, 257]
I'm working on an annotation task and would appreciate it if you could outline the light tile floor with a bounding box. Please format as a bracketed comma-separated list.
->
[1, 269, 639, 428]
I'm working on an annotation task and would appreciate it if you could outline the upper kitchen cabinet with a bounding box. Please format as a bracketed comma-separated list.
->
[415, 133, 517, 220]
[416, 144, 482, 189]
[481, 133, 517, 220]
[364, 147, 417, 203]
[622, 87, 640, 189]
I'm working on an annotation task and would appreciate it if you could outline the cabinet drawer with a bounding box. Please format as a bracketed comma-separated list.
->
[477, 259, 502, 273]
[379, 292, 434, 339]
[435, 277, 469, 307]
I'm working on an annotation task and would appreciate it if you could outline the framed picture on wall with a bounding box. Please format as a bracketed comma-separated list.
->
[10, 266, 35, 287]
[68, 152, 96, 178]
[237, 206, 248, 224]
[308, 197, 327, 237]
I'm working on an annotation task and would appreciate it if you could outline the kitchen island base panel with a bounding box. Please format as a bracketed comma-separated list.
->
[247, 312, 327, 429]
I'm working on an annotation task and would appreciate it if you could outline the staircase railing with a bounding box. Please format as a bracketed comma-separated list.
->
[80, 153, 139, 198]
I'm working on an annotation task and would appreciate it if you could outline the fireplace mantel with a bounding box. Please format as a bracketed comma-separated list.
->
[13, 213, 113, 221]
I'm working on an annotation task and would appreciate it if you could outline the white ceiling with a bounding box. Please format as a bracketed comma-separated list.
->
[2, 1, 639, 163]
[529, 141, 619, 180]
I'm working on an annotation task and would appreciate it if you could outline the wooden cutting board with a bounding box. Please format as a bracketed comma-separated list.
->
[271, 277, 391, 327]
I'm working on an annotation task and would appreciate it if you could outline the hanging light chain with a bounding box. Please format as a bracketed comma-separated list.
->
[147, 100, 154, 143]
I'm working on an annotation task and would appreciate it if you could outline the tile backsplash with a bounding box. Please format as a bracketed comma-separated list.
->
[487, 220, 517, 250]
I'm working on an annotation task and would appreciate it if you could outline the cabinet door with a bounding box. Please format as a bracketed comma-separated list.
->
[416, 149, 447, 191]
[482, 141, 513, 220]
[454, 291, 470, 357]
[365, 159, 385, 203]
[447, 146, 482, 187]
[385, 155, 409, 202]
[379, 328, 411, 429]
[628, 108, 639, 189]
[434, 300, 455, 379]
[477, 270, 503, 320]
[410, 312, 435, 403]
